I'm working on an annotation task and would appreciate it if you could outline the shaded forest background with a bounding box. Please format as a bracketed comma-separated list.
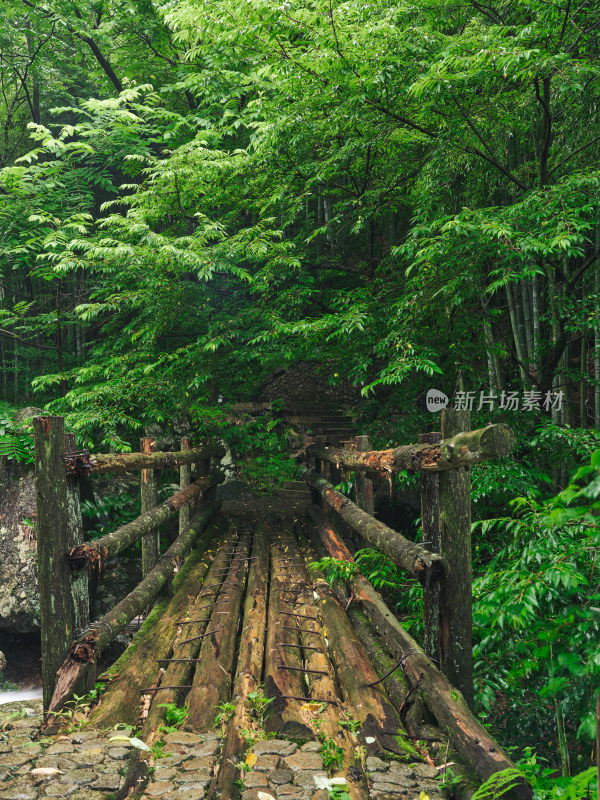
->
[0, 0, 599, 796]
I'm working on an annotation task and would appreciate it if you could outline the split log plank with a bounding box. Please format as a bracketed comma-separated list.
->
[46, 501, 221, 720]
[302, 537, 406, 757]
[90, 544, 216, 729]
[141, 527, 238, 737]
[303, 468, 443, 586]
[308, 504, 532, 800]
[307, 423, 515, 475]
[185, 532, 251, 729]
[264, 524, 314, 740]
[69, 473, 224, 570]
[215, 523, 270, 794]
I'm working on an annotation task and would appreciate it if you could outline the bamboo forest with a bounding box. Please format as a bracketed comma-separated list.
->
[0, 2, 599, 800]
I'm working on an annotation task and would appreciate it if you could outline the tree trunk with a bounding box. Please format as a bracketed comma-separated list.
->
[506, 282, 528, 384]
[439, 409, 473, 709]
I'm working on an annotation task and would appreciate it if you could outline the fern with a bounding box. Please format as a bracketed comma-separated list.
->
[471, 769, 527, 800]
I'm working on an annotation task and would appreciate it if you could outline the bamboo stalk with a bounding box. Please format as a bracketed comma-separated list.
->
[506, 282, 528, 385]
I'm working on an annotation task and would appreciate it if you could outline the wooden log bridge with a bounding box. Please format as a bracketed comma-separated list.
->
[31, 414, 531, 800]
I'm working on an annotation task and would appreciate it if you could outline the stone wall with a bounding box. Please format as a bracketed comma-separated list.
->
[0, 470, 39, 632]
[261, 363, 360, 406]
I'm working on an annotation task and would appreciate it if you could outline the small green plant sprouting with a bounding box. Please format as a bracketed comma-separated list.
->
[45, 684, 105, 731]
[214, 701, 235, 728]
[247, 688, 274, 726]
[337, 714, 361, 735]
[309, 557, 358, 586]
[318, 732, 344, 774]
[157, 702, 189, 733]
[436, 766, 463, 792]
[150, 740, 170, 760]
[327, 788, 351, 800]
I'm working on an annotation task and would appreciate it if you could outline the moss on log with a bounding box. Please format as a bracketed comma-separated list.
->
[69, 472, 223, 570]
[46, 501, 220, 720]
[90, 545, 216, 729]
[307, 423, 515, 475]
[304, 469, 443, 585]
[308, 503, 532, 800]
[88, 444, 225, 474]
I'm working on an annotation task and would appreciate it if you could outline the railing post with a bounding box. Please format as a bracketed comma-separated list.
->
[34, 415, 77, 711]
[140, 436, 159, 577]
[355, 435, 374, 515]
[420, 431, 441, 667]
[439, 409, 473, 708]
[179, 436, 191, 534]
[65, 432, 89, 633]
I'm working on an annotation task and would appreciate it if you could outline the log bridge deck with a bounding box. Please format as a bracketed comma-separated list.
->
[5, 412, 531, 800]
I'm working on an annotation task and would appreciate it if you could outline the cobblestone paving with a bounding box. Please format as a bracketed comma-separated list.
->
[237, 740, 447, 800]
[0, 709, 446, 800]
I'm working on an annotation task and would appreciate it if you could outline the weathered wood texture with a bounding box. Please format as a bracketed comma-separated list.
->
[215, 524, 269, 794]
[308, 504, 531, 800]
[87, 443, 225, 474]
[420, 431, 442, 665]
[34, 416, 78, 711]
[46, 501, 220, 720]
[304, 468, 443, 585]
[264, 524, 314, 739]
[355, 434, 374, 515]
[439, 409, 473, 709]
[301, 536, 405, 756]
[64, 432, 89, 634]
[179, 437, 191, 535]
[141, 528, 237, 737]
[69, 472, 223, 569]
[141, 437, 160, 577]
[90, 545, 215, 729]
[307, 423, 515, 475]
[185, 532, 251, 729]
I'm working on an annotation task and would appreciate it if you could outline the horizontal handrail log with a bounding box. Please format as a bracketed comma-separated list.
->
[46, 500, 221, 720]
[81, 444, 226, 475]
[303, 469, 443, 586]
[307, 504, 532, 800]
[307, 423, 515, 475]
[68, 472, 224, 570]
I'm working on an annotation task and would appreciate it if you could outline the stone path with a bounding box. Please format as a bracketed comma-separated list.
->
[0, 707, 446, 800]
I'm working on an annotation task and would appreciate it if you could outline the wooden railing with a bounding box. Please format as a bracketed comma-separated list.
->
[303, 409, 531, 799]
[33, 415, 224, 719]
